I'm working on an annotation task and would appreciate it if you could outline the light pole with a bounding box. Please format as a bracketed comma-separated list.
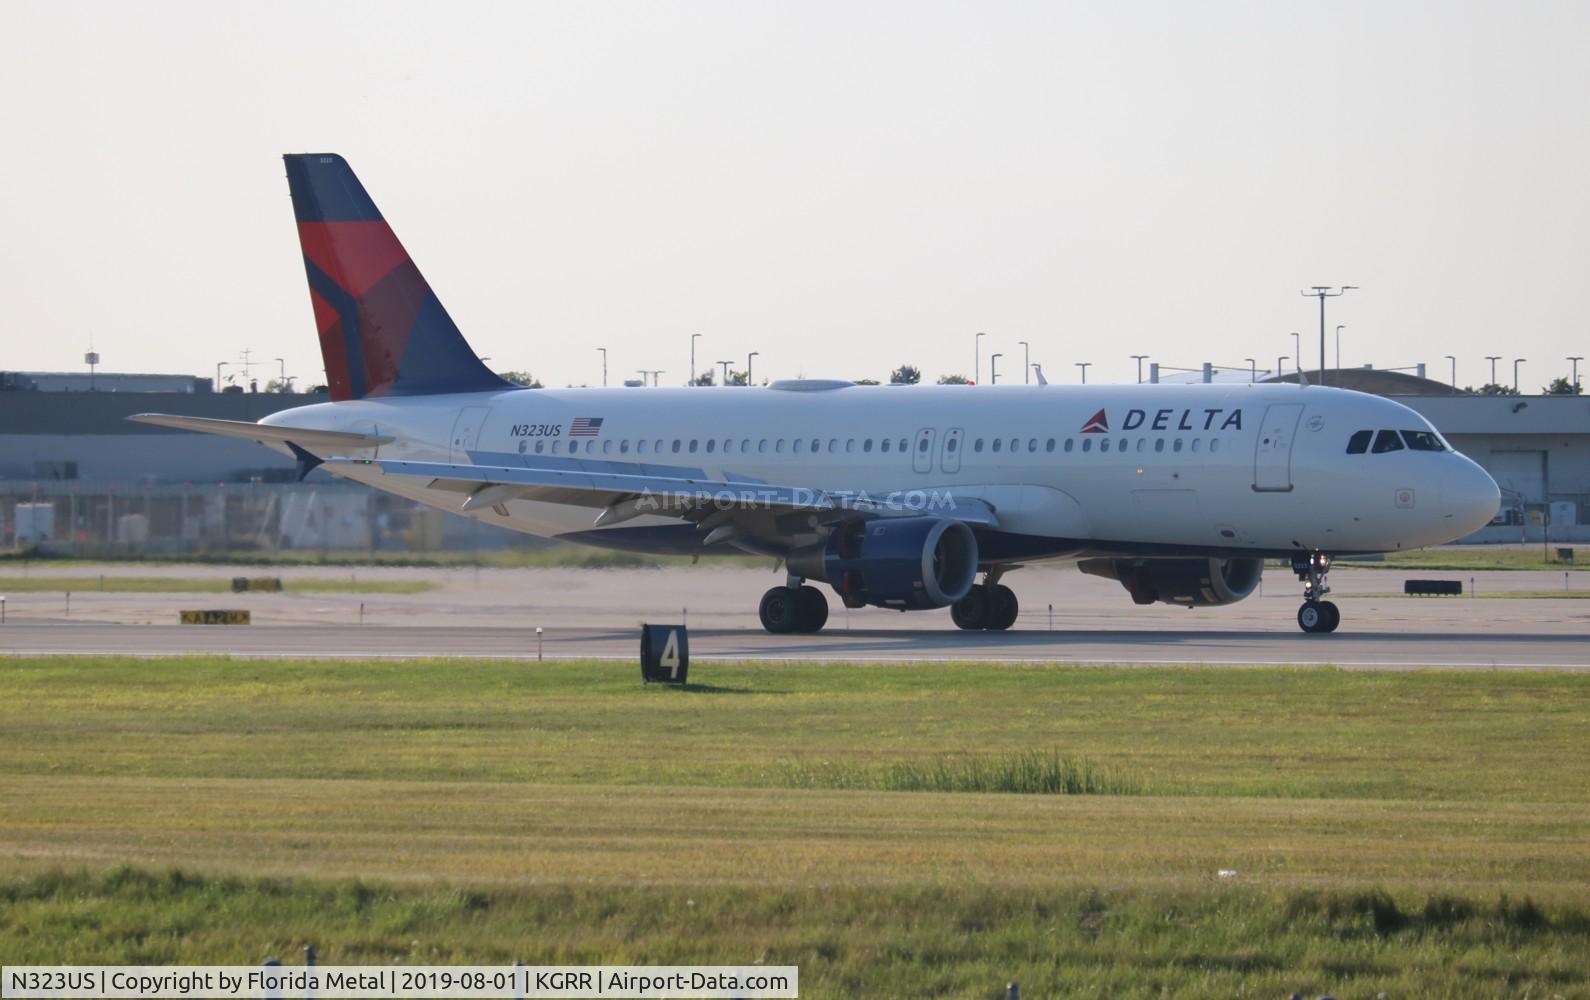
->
[598, 348, 608, 387]
[1334, 325, 1344, 372]
[1244, 358, 1257, 383]
[718, 360, 732, 386]
[1301, 286, 1356, 387]
[1569, 356, 1584, 390]
[1076, 362, 1090, 384]
[747, 351, 759, 386]
[989, 353, 1003, 384]
[974, 332, 985, 384]
[1290, 332, 1301, 379]
[636, 370, 649, 386]
[1444, 354, 1456, 393]
[1018, 341, 1030, 384]
[1485, 356, 1501, 386]
[1277, 356, 1288, 380]
[275, 357, 286, 389]
[690, 333, 701, 386]
[215, 362, 228, 391]
[1513, 358, 1526, 392]
[650, 370, 665, 387]
[1131, 355, 1149, 384]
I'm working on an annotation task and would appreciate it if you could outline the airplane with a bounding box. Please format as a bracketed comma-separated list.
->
[132, 154, 1501, 635]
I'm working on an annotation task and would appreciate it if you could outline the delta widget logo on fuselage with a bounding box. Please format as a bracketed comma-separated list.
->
[1079, 408, 1244, 434]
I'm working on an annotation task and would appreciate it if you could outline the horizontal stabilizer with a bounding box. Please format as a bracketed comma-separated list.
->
[126, 414, 392, 451]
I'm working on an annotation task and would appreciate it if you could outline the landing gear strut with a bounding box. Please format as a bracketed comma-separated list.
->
[951, 571, 1018, 631]
[759, 577, 829, 634]
[1293, 551, 1340, 634]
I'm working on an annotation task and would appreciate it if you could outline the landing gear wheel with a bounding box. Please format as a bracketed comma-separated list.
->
[1298, 602, 1328, 633]
[795, 585, 829, 633]
[987, 584, 1019, 631]
[1318, 600, 1340, 633]
[951, 584, 989, 630]
[1293, 550, 1338, 635]
[759, 587, 801, 634]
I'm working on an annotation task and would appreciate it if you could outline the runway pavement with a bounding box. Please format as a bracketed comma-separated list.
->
[1, 564, 1586, 669]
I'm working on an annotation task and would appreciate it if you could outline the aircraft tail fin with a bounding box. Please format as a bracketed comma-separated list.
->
[282, 154, 509, 401]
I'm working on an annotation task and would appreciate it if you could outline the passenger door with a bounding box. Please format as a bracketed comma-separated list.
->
[912, 427, 937, 474]
[941, 427, 964, 474]
[1253, 403, 1303, 492]
[449, 406, 491, 463]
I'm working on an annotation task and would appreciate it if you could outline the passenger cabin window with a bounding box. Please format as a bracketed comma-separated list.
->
[1372, 429, 1404, 454]
[1346, 430, 1372, 454]
[1401, 430, 1445, 451]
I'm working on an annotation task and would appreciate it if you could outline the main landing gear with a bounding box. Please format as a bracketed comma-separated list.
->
[951, 571, 1019, 631]
[759, 576, 829, 634]
[1293, 550, 1340, 634]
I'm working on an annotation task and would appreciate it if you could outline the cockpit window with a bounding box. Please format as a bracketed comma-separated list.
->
[1346, 430, 1372, 454]
[1371, 429, 1405, 454]
[1401, 430, 1445, 452]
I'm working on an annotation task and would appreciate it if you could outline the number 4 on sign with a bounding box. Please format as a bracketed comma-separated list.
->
[660, 629, 680, 679]
[640, 624, 689, 685]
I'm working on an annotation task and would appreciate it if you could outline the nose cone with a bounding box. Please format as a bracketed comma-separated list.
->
[1442, 457, 1502, 538]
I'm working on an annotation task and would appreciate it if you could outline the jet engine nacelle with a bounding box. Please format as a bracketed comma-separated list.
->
[788, 516, 979, 610]
[1078, 556, 1263, 607]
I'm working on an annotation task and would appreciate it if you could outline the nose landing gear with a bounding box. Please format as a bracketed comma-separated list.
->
[1293, 551, 1340, 634]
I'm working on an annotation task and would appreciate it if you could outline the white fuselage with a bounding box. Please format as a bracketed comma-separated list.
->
[262, 381, 1499, 560]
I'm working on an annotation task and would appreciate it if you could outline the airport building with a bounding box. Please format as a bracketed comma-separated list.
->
[2, 366, 1586, 551]
[0, 375, 522, 553]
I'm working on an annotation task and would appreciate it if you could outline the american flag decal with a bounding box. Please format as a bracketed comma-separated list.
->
[569, 416, 604, 437]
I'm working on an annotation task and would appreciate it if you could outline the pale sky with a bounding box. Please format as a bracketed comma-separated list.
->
[3, 1, 1587, 390]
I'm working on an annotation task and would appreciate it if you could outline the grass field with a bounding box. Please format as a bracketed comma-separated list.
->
[1338, 546, 1584, 571]
[0, 576, 435, 594]
[0, 545, 742, 571]
[1, 656, 1586, 996]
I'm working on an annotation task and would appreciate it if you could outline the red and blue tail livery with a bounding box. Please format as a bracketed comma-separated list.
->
[283, 154, 508, 401]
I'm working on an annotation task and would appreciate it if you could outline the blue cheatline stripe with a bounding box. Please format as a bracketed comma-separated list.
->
[469, 449, 710, 479]
[283, 154, 384, 223]
[303, 258, 366, 399]
[471, 446, 769, 484]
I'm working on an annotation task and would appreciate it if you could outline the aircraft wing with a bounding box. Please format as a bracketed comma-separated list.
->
[127, 414, 392, 451]
[321, 457, 1000, 543]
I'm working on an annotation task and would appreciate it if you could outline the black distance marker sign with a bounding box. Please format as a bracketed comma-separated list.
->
[640, 624, 689, 685]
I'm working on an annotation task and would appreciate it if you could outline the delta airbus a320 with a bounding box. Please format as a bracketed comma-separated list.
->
[133, 154, 1501, 635]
